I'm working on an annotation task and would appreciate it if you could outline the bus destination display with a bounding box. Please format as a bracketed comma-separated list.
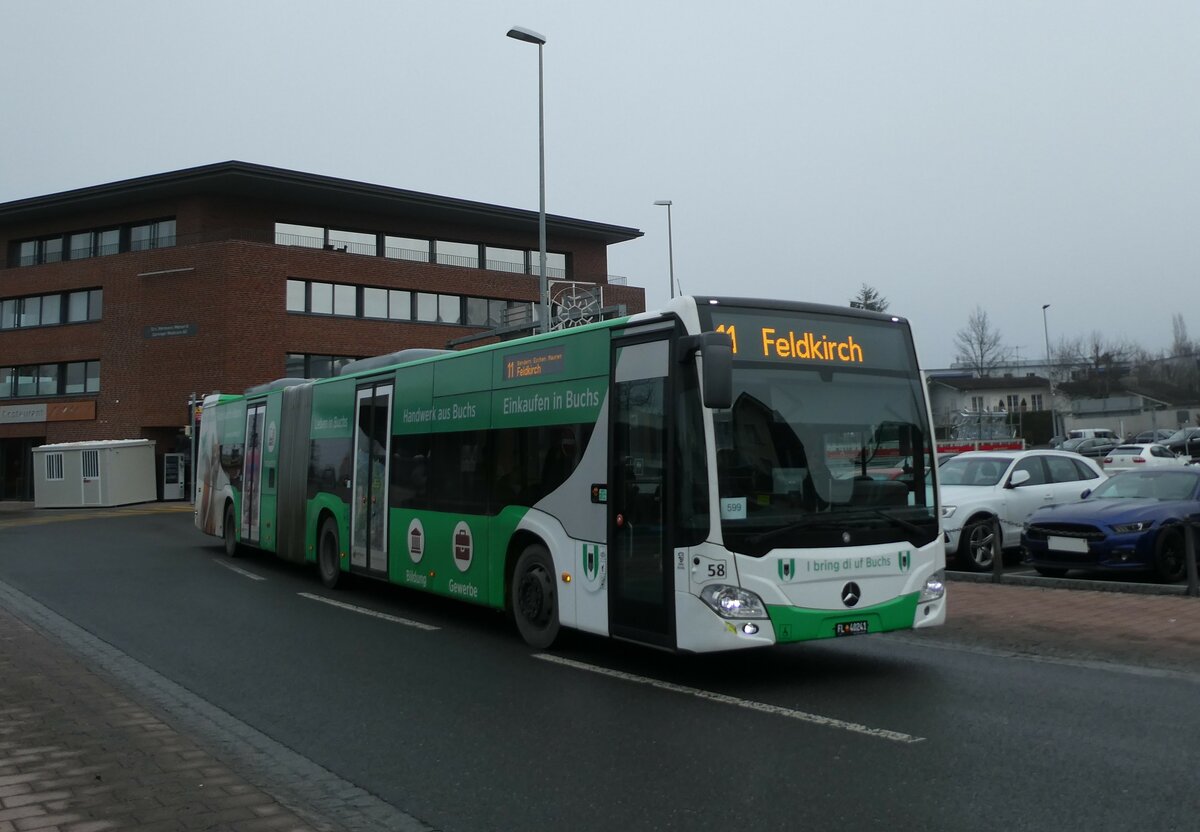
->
[709, 309, 912, 372]
[503, 346, 566, 381]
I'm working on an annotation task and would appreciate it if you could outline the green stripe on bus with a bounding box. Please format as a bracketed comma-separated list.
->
[766, 593, 921, 643]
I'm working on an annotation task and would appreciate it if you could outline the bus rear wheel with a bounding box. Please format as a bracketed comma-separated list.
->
[223, 502, 240, 558]
[512, 544, 560, 649]
[318, 517, 342, 589]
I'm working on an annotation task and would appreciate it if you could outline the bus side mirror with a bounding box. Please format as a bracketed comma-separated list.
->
[677, 332, 733, 410]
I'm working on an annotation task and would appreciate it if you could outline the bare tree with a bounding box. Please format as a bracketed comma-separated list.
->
[1171, 313, 1193, 357]
[849, 284, 889, 312]
[954, 306, 1008, 377]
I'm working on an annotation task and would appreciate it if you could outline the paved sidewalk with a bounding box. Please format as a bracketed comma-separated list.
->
[0, 606, 336, 832]
[930, 580, 1200, 674]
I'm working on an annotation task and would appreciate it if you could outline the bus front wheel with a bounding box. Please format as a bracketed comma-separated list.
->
[318, 517, 342, 589]
[223, 503, 240, 558]
[512, 544, 560, 649]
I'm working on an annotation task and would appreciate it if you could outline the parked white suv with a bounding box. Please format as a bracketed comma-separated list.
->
[939, 450, 1107, 571]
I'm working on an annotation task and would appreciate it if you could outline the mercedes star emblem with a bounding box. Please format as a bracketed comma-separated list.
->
[841, 582, 861, 608]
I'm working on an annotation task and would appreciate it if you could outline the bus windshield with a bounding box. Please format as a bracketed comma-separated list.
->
[704, 305, 938, 556]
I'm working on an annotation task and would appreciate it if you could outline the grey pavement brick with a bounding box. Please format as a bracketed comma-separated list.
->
[0, 809, 43, 824]
[15, 814, 83, 830]
[2, 794, 69, 811]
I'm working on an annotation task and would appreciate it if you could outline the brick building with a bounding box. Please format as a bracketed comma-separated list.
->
[0, 161, 645, 500]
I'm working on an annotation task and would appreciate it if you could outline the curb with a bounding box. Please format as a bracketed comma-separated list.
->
[946, 569, 1196, 597]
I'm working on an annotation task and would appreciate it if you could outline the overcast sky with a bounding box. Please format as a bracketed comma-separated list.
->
[3, 1, 1197, 369]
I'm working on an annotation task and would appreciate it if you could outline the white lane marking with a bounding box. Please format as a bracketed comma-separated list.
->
[534, 654, 925, 744]
[212, 559, 266, 581]
[298, 592, 439, 631]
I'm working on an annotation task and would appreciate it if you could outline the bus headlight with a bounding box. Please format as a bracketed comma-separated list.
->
[700, 585, 767, 619]
[920, 570, 945, 603]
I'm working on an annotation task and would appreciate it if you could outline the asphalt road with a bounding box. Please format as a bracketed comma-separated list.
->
[2, 511, 1198, 831]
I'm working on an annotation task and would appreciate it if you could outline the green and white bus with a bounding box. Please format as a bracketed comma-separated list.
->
[195, 296, 945, 651]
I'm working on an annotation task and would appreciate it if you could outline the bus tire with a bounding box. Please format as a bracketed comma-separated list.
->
[511, 543, 560, 649]
[223, 502, 240, 558]
[318, 517, 342, 589]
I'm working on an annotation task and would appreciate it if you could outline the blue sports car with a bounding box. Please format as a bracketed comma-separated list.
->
[1021, 468, 1200, 582]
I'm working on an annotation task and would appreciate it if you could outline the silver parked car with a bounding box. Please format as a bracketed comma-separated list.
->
[939, 450, 1107, 571]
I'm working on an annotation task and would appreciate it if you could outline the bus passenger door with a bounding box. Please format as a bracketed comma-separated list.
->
[609, 334, 675, 648]
[240, 402, 266, 544]
[351, 382, 393, 575]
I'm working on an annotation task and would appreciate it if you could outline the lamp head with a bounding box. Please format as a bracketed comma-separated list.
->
[507, 26, 546, 45]
[654, 200, 672, 206]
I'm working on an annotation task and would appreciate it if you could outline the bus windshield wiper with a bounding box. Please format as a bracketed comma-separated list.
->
[845, 508, 931, 545]
[743, 516, 846, 549]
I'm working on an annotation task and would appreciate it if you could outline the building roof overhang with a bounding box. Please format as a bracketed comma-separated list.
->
[0, 161, 644, 244]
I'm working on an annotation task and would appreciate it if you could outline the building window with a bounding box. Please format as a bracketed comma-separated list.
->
[0, 361, 99, 399]
[285, 278, 530, 329]
[16, 237, 63, 266]
[272, 221, 570, 279]
[130, 219, 176, 251]
[18, 241, 37, 266]
[16, 367, 36, 397]
[333, 284, 356, 316]
[1030, 393, 1044, 411]
[38, 364, 59, 396]
[76, 228, 120, 258]
[465, 297, 489, 326]
[438, 295, 461, 324]
[415, 292, 438, 322]
[286, 279, 306, 312]
[41, 294, 61, 325]
[310, 282, 333, 314]
[45, 453, 64, 482]
[19, 296, 41, 327]
[82, 450, 99, 479]
[970, 396, 985, 411]
[363, 287, 388, 319]
[13, 218, 174, 267]
[388, 290, 411, 320]
[1006, 394, 1020, 411]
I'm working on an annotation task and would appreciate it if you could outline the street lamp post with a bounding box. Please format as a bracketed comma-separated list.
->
[506, 26, 549, 334]
[1043, 304, 1058, 439]
[653, 200, 675, 299]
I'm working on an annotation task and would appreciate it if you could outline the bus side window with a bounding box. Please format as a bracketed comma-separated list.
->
[540, 426, 579, 489]
[391, 435, 431, 509]
[430, 430, 488, 513]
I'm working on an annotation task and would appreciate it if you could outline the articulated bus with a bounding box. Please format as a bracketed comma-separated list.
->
[195, 296, 946, 651]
